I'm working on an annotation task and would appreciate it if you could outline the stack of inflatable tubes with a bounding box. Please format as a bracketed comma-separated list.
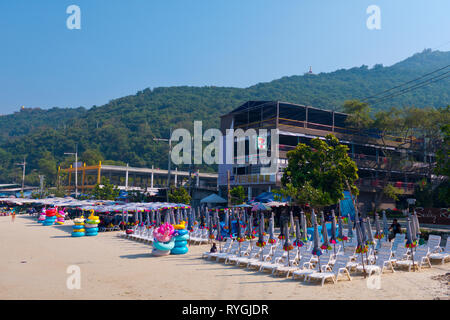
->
[55, 211, 65, 225]
[37, 213, 46, 223]
[85, 215, 100, 236]
[152, 239, 175, 256]
[42, 208, 57, 226]
[171, 229, 189, 255]
[72, 218, 85, 237]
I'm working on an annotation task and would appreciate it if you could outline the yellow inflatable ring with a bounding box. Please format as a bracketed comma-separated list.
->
[86, 219, 100, 224]
[173, 221, 186, 230]
[72, 229, 85, 233]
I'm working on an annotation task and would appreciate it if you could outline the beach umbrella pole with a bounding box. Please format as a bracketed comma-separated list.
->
[360, 253, 367, 278]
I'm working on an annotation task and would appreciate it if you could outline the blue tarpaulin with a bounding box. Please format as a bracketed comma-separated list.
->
[339, 191, 355, 219]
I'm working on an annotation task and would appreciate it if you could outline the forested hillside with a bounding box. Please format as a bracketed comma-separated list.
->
[0, 49, 449, 186]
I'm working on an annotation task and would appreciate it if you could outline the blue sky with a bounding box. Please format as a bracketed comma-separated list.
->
[1, 0, 449, 114]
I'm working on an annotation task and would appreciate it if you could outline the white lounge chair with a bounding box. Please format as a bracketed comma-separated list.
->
[356, 251, 395, 275]
[305, 255, 352, 286]
[428, 236, 450, 264]
[427, 235, 442, 253]
[395, 246, 432, 271]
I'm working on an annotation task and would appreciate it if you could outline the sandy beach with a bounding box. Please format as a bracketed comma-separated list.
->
[1, 215, 448, 300]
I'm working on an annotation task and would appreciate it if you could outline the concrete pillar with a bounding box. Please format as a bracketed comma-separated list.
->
[151, 165, 154, 188]
[125, 163, 129, 190]
[196, 170, 200, 187]
[248, 186, 252, 201]
[174, 168, 178, 186]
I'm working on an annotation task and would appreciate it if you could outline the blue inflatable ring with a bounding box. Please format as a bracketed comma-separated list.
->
[153, 240, 175, 251]
[71, 232, 85, 237]
[177, 229, 188, 236]
[174, 240, 188, 247]
[171, 246, 188, 255]
[85, 232, 98, 236]
[85, 227, 99, 233]
[72, 225, 85, 230]
[175, 234, 190, 241]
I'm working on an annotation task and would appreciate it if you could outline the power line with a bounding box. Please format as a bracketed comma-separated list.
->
[370, 71, 450, 106]
[361, 64, 450, 102]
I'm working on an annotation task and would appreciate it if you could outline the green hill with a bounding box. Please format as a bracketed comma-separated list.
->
[0, 49, 449, 185]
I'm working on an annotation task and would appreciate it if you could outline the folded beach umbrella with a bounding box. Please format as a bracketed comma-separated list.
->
[359, 217, 368, 244]
[228, 210, 233, 238]
[293, 217, 304, 247]
[283, 220, 294, 252]
[347, 213, 354, 239]
[164, 210, 170, 224]
[236, 217, 244, 242]
[145, 211, 150, 226]
[330, 210, 337, 244]
[175, 209, 180, 225]
[278, 216, 286, 240]
[355, 218, 368, 275]
[268, 212, 276, 245]
[382, 210, 389, 242]
[259, 212, 266, 236]
[156, 210, 161, 226]
[405, 216, 417, 249]
[365, 217, 375, 246]
[216, 218, 223, 242]
[338, 211, 348, 242]
[311, 210, 322, 257]
[409, 212, 418, 242]
[300, 211, 308, 242]
[171, 209, 176, 225]
[208, 211, 214, 240]
[247, 213, 255, 241]
[187, 209, 193, 232]
[413, 211, 422, 244]
[224, 209, 229, 230]
[405, 216, 417, 270]
[256, 213, 266, 248]
[374, 212, 383, 240]
[320, 212, 331, 251]
[289, 210, 295, 237]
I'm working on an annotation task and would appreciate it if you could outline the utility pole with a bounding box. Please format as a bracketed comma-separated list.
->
[153, 128, 172, 201]
[15, 157, 26, 195]
[39, 175, 45, 197]
[64, 144, 78, 198]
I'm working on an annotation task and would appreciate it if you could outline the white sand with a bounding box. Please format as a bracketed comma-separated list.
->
[0, 215, 449, 300]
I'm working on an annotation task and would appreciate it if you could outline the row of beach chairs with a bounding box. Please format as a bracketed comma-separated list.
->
[202, 233, 450, 286]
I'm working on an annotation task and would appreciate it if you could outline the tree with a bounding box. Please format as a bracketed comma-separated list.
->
[80, 149, 104, 166]
[344, 101, 450, 211]
[91, 178, 119, 200]
[230, 186, 246, 205]
[168, 186, 191, 204]
[280, 134, 359, 209]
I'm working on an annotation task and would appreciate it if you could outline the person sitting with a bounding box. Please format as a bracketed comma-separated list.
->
[210, 243, 217, 253]
[388, 218, 402, 241]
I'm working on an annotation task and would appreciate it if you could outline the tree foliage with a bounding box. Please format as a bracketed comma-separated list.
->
[280, 134, 359, 208]
[168, 186, 191, 204]
[91, 178, 120, 200]
[230, 186, 246, 205]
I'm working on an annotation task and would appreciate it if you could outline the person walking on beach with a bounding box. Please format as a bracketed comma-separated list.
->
[388, 218, 401, 241]
[11, 210, 16, 223]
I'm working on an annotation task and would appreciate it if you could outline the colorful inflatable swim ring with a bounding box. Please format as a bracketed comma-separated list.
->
[152, 248, 170, 256]
[84, 223, 98, 229]
[86, 219, 100, 224]
[175, 233, 190, 241]
[170, 246, 188, 255]
[72, 229, 86, 233]
[71, 232, 85, 237]
[173, 221, 186, 230]
[153, 240, 175, 251]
